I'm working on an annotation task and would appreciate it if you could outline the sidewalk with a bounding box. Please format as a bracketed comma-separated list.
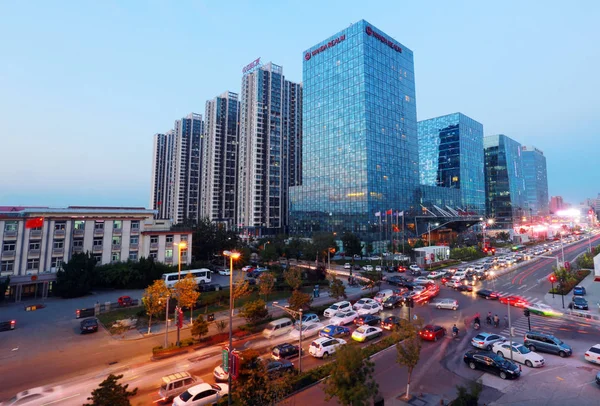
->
[544, 271, 600, 314]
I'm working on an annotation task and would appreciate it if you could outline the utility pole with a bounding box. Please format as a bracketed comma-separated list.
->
[273, 302, 303, 373]
[507, 300, 513, 362]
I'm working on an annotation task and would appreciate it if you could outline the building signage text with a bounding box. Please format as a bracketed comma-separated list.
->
[242, 58, 261, 74]
[365, 26, 402, 53]
[304, 34, 346, 61]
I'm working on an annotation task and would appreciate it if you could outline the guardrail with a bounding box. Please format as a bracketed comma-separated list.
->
[75, 299, 140, 319]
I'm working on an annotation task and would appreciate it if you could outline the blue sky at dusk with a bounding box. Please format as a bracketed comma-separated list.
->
[1, 0, 598, 207]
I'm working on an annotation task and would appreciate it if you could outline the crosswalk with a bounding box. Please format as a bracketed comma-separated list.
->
[492, 291, 544, 306]
[495, 314, 600, 338]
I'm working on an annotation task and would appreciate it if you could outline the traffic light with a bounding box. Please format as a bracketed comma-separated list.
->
[524, 309, 530, 317]
[549, 274, 557, 283]
[491, 248, 496, 255]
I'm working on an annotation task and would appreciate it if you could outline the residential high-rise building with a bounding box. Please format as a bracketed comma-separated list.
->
[484, 134, 526, 228]
[290, 20, 419, 238]
[549, 196, 565, 214]
[237, 60, 302, 235]
[418, 113, 485, 214]
[521, 145, 549, 216]
[150, 130, 175, 219]
[201, 92, 240, 228]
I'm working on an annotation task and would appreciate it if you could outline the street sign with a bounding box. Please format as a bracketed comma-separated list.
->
[564, 261, 571, 270]
[231, 351, 240, 379]
[222, 347, 229, 373]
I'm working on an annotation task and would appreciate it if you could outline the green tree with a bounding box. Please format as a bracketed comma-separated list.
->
[287, 290, 313, 311]
[312, 232, 338, 263]
[453, 380, 483, 406]
[341, 232, 362, 257]
[258, 272, 276, 302]
[284, 237, 305, 260]
[413, 239, 426, 248]
[324, 344, 379, 406]
[191, 314, 209, 339]
[284, 266, 303, 290]
[142, 279, 171, 334]
[361, 270, 383, 292]
[191, 217, 239, 261]
[240, 299, 269, 324]
[329, 277, 347, 300]
[234, 349, 292, 406]
[497, 231, 511, 242]
[0, 276, 10, 302]
[55, 252, 96, 298]
[174, 273, 200, 324]
[85, 373, 137, 406]
[395, 320, 422, 400]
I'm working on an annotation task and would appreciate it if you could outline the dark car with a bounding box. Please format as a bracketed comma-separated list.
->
[266, 360, 294, 376]
[419, 325, 446, 341]
[596, 371, 600, 386]
[198, 283, 222, 292]
[80, 318, 99, 334]
[272, 343, 301, 360]
[319, 325, 351, 338]
[456, 284, 473, 292]
[386, 276, 406, 286]
[383, 295, 403, 309]
[354, 314, 381, 326]
[397, 265, 407, 273]
[0, 320, 16, 332]
[410, 269, 422, 276]
[381, 316, 402, 331]
[569, 296, 589, 310]
[476, 289, 500, 300]
[463, 350, 521, 380]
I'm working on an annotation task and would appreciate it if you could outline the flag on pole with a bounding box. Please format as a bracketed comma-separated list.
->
[375, 211, 381, 217]
[386, 209, 393, 215]
[398, 211, 404, 217]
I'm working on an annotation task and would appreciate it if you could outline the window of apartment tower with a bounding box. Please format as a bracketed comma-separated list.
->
[54, 222, 66, 230]
[166, 235, 174, 244]
[4, 221, 18, 232]
[93, 238, 102, 246]
[150, 236, 159, 244]
[53, 241, 64, 249]
[112, 252, 120, 262]
[149, 252, 157, 259]
[93, 254, 102, 263]
[94, 221, 104, 230]
[113, 220, 122, 229]
[27, 259, 39, 270]
[129, 252, 138, 261]
[74, 220, 85, 230]
[29, 242, 41, 250]
[51, 258, 63, 268]
[131, 220, 140, 230]
[1, 261, 14, 273]
[165, 249, 173, 258]
[130, 236, 139, 245]
[2, 243, 16, 252]
[73, 239, 83, 248]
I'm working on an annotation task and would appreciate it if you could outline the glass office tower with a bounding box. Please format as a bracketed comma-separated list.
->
[484, 134, 527, 228]
[418, 113, 485, 214]
[290, 20, 418, 237]
[521, 146, 549, 216]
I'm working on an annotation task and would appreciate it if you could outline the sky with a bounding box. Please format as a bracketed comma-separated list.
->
[1, 0, 598, 208]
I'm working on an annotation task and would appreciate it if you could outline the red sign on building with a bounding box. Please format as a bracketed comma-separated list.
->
[305, 34, 346, 61]
[365, 26, 402, 53]
[242, 58, 261, 74]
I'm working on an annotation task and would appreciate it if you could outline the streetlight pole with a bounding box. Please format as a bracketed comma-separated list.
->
[507, 300, 513, 362]
[428, 223, 431, 247]
[175, 241, 187, 346]
[164, 296, 170, 348]
[272, 302, 303, 373]
[223, 250, 240, 406]
[560, 232, 565, 263]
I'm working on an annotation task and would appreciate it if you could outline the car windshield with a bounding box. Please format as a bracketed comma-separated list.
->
[179, 390, 193, 402]
[333, 312, 345, 318]
[574, 297, 586, 303]
[474, 334, 485, 340]
[330, 304, 339, 310]
[516, 345, 530, 354]
[357, 299, 366, 304]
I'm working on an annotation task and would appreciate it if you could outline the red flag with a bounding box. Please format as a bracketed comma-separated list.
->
[25, 217, 44, 229]
[386, 209, 393, 215]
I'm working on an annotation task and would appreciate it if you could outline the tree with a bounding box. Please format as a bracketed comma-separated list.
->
[191, 217, 239, 261]
[284, 237, 305, 260]
[233, 280, 253, 301]
[361, 270, 383, 292]
[284, 266, 303, 290]
[55, 252, 96, 298]
[142, 279, 170, 334]
[258, 272, 275, 302]
[287, 290, 312, 311]
[453, 380, 483, 406]
[341, 232, 362, 257]
[497, 231, 511, 242]
[413, 239, 426, 248]
[174, 273, 200, 324]
[329, 277, 347, 300]
[0, 276, 10, 302]
[191, 314, 209, 339]
[395, 320, 422, 400]
[240, 299, 269, 324]
[85, 373, 137, 406]
[234, 349, 291, 406]
[312, 232, 338, 263]
[324, 344, 378, 406]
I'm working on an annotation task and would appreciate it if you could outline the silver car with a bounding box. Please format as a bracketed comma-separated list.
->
[433, 298, 459, 310]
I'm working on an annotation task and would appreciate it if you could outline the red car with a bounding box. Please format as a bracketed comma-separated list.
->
[117, 296, 133, 307]
[419, 325, 446, 342]
[397, 266, 407, 273]
[499, 295, 528, 308]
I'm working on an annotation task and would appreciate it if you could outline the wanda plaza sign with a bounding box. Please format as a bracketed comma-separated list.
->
[365, 25, 402, 53]
[304, 34, 346, 61]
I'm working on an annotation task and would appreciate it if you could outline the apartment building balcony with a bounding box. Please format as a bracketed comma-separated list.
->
[73, 229, 85, 237]
[130, 228, 140, 235]
[93, 228, 104, 237]
[92, 245, 103, 253]
[72, 246, 83, 253]
[112, 228, 122, 236]
[1, 250, 16, 260]
[52, 248, 64, 257]
[3, 231, 17, 240]
[28, 249, 41, 257]
[129, 243, 139, 250]
[53, 229, 66, 239]
[165, 256, 173, 263]
[111, 244, 121, 251]
[150, 242, 159, 250]
[29, 230, 42, 239]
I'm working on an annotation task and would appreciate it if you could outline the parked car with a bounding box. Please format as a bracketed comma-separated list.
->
[266, 360, 295, 376]
[271, 343, 301, 360]
[568, 296, 589, 310]
[319, 325, 350, 338]
[329, 311, 359, 326]
[476, 289, 500, 300]
[309, 337, 346, 358]
[172, 383, 229, 406]
[158, 372, 200, 403]
[463, 351, 521, 380]
[357, 303, 382, 316]
[80, 318, 99, 334]
[296, 313, 320, 327]
[354, 314, 381, 326]
[381, 316, 402, 331]
[117, 295, 133, 307]
[524, 331, 572, 357]
[382, 295, 403, 309]
[198, 283, 221, 292]
[433, 298, 459, 310]
[471, 333, 506, 350]
[352, 298, 378, 311]
[344, 263, 351, 269]
[492, 341, 545, 367]
[573, 285, 587, 296]
[323, 301, 352, 318]
[584, 344, 600, 365]
[217, 268, 230, 276]
[289, 323, 325, 340]
[364, 265, 374, 272]
[351, 325, 383, 342]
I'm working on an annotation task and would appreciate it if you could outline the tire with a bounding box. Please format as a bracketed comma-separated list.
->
[486, 345, 492, 351]
[497, 351, 504, 358]
[323, 352, 329, 359]
[452, 307, 457, 311]
[525, 360, 533, 367]
[469, 362, 477, 370]
[559, 351, 567, 358]
[499, 371, 507, 380]
[528, 345, 536, 352]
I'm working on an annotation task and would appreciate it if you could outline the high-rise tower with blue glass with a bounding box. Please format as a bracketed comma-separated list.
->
[290, 20, 418, 237]
[521, 145, 549, 216]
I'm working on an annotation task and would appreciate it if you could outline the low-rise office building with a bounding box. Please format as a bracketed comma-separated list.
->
[0, 206, 193, 301]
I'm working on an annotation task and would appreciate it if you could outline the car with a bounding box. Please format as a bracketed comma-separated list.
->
[296, 313, 320, 326]
[382, 295, 403, 309]
[527, 303, 562, 317]
[409, 264, 421, 272]
[397, 265, 407, 273]
[381, 316, 402, 331]
[375, 265, 383, 272]
[463, 275, 478, 286]
[584, 344, 600, 364]
[344, 263, 351, 269]
[354, 314, 381, 326]
[172, 383, 229, 406]
[198, 283, 221, 292]
[319, 325, 351, 338]
[446, 279, 462, 289]
[456, 284, 473, 293]
[323, 301, 353, 318]
[329, 311, 359, 326]
[357, 303, 382, 316]
[499, 295, 529, 307]
[309, 337, 347, 358]
[271, 343, 301, 360]
[242, 265, 254, 272]
[117, 295, 133, 307]
[419, 325, 446, 341]
[386, 276, 407, 286]
[364, 265, 374, 271]
[492, 341, 545, 367]
[352, 298, 378, 311]
[217, 268, 230, 276]
[351, 325, 383, 342]
[427, 271, 443, 279]
[463, 350, 521, 380]
[266, 360, 295, 376]
[568, 296, 589, 310]
[471, 333, 506, 350]
[476, 289, 500, 300]
[573, 286, 587, 296]
[80, 318, 99, 334]
[413, 276, 430, 285]
[369, 256, 381, 261]
[158, 372, 201, 403]
[289, 323, 325, 339]
[0, 386, 64, 406]
[433, 298, 459, 310]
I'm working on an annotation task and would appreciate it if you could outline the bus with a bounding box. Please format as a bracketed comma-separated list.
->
[511, 245, 527, 252]
[162, 269, 212, 288]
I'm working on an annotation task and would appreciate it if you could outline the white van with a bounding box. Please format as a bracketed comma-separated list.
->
[374, 289, 394, 304]
[262, 318, 294, 339]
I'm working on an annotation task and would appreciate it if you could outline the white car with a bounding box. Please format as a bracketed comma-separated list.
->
[364, 265, 374, 271]
[352, 298, 378, 311]
[409, 264, 421, 272]
[375, 265, 383, 272]
[344, 263, 351, 269]
[413, 276, 430, 285]
[308, 337, 347, 358]
[351, 325, 383, 342]
[584, 344, 600, 364]
[433, 298, 459, 310]
[1, 386, 64, 406]
[289, 322, 325, 339]
[218, 268, 230, 276]
[173, 383, 229, 406]
[323, 301, 352, 318]
[329, 310, 359, 326]
[427, 271, 442, 279]
[357, 303, 382, 316]
[446, 279, 462, 289]
[492, 341, 545, 368]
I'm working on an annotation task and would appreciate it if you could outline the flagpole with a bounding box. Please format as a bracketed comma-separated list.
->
[379, 212, 382, 256]
[402, 213, 405, 255]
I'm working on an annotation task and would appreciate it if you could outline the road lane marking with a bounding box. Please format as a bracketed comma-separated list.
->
[42, 393, 81, 405]
[523, 285, 537, 293]
[518, 285, 528, 290]
[556, 376, 564, 381]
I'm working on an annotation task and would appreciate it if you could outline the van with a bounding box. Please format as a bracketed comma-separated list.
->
[524, 331, 572, 357]
[262, 318, 294, 339]
[158, 372, 200, 402]
[374, 289, 394, 304]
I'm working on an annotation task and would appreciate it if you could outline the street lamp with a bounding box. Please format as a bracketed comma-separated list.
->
[560, 232, 565, 263]
[428, 223, 439, 247]
[481, 218, 494, 251]
[272, 301, 303, 373]
[175, 241, 187, 346]
[223, 250, 240, 406]
[539, 255, 564, 309]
